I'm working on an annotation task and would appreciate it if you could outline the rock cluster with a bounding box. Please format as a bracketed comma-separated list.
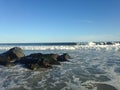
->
[0, 47, 71, 70]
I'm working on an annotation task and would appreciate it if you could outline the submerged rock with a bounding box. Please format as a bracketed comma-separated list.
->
[0, 47, 25, 66]
[96, 84, 117, 90]
[84, 83, 117, 90]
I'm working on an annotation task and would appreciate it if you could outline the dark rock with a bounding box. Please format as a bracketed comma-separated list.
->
[27, 59, 52, 70]
[27, 53, 43, 58]
[24, 53, 60, 65]
[45, 53, 60, 61]
[0, 54, 10, 66]
[26, 63, 41, 70]
[42, 54, 60, 65]
[8, 47, 25, 59]
[106, 42, 113, 45]
[18, 53, 60, 70]
[57, 53, 71, 62]
[41, 58, 52, 68]
[97, 84, 117, 90]
[0, 47, 25, 66]
[18, 56, 44, 70]
[19, 57, 41, 65]
[0, 47, 71, 70]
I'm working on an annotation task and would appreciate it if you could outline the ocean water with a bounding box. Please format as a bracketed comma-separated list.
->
[0, 42, 120, 90]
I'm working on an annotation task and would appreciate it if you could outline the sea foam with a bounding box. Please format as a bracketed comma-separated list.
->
[0, 42, 120, 90]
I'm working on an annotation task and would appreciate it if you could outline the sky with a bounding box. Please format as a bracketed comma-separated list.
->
[0, 0, 120, 43]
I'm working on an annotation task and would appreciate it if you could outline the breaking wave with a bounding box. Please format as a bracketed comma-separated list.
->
[0, 42, 120, 90]
[0, 42, 120, 50]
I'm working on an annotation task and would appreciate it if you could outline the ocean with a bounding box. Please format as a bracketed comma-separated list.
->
[0, 42, 120, 90]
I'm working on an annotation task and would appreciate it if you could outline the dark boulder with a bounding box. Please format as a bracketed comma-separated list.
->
[0, 47, 25, 66]
[22, 57, 52, 70]
[26, 63, 40, 70]
[42, 54, 60, 65]
[0, 54, 11, 66]
[96, 84, 117, 90]
[41, 58, 53, 68]
[19, 53, 60, 70]
[8, 47, 25, 59]
[26, 53, 60, 65]
[27, 53, 43, 58]
[57, 53, 71, 62]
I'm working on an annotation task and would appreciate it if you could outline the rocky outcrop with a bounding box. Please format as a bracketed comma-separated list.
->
[19, 53, 70, 70]
[0, 47, 71, 70]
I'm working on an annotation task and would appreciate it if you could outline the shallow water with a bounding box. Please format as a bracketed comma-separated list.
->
[0, 44, 120, 90]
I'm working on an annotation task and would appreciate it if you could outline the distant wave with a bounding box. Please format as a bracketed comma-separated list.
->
[0, 42, 120, 46]
[0, 42, 120, 50]
[81, 41, 120, 46]
[88, 41, 120, 46]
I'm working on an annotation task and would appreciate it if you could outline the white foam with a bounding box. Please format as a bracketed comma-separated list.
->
[88, 42, 96, 46]
[0, 44, 120, 51]
[0, 43, 120, 89]
[0, 65, 41, 90]
[62, 80, 87, 90]
[103, 65, 120, 90]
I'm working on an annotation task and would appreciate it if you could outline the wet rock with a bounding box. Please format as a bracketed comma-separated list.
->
[19, 53, 60, 70]
[8, 47, 25, 59]
[41, 58, 53, 68]
[27, 53, 60, 65]
[0, 47, 71, 70]
[96, 84, 117, 90]
[83, 83, 117, 90]
[0, 54, 11, 66]
[57, 53, 71, 62]
[26, 63, 41, 70]
[27, 53, 43, 58]
[43, 54, 60, 65]
[0, 47, 25, 66]
[20, 51, 71, 65]
[19, 57, 43, 70]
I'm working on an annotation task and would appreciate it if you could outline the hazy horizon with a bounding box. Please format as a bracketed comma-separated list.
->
[0, 0, 120, 43]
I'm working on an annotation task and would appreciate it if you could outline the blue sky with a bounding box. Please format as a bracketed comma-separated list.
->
[0, 0, 120, 43]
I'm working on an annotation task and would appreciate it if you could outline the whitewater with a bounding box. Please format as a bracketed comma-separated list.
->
[0, 42, 120, 90]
